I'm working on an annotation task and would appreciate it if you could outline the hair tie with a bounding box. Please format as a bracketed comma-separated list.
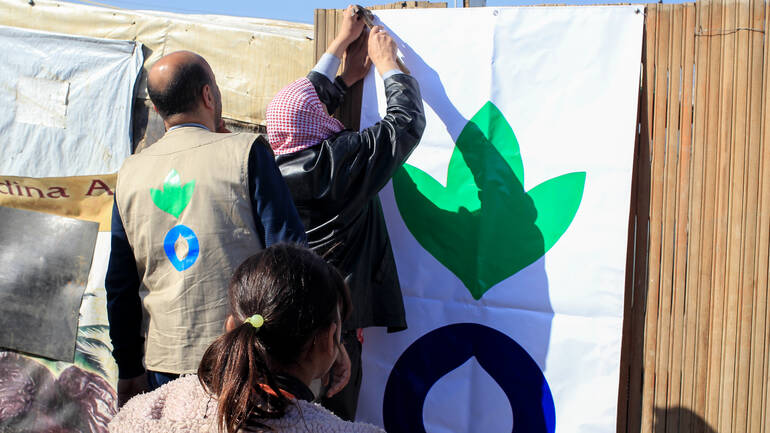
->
[245, 314, 264, 330]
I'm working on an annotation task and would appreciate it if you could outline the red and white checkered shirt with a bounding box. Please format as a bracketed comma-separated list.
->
[266, 78, 344, 156]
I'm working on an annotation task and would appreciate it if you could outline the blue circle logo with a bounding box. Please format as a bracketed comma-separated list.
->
[163, 225, 200, 271]
[383, 323, 555, 433]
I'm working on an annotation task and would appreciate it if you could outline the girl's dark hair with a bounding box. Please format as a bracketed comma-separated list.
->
[197, 243, 351, 433]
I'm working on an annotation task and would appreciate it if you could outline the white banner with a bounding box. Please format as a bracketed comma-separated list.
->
[0, 25, 142, 177]
[358, 6, 643, 433]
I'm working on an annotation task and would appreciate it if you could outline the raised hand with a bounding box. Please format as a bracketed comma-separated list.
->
[341, 30, 372, 86]
[368, 26, 400, 76]
[326, 5, 366, 59]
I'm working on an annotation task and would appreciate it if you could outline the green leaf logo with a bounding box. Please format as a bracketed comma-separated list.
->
[392, 102, 585, 300]
[150, 169, 195, 219]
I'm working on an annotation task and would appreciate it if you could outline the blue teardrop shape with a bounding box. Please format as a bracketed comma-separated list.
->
[163, 224, 200, 272]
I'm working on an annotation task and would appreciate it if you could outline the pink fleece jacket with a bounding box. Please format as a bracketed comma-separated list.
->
[108, 375, 384, 433]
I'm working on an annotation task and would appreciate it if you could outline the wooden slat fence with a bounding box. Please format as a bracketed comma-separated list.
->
[316, 1, 770, 432]
[620, 1, 770, 432]
[314, 2, 446, 130]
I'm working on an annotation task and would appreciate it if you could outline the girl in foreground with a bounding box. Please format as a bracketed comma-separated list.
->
[109, 244, 384, 433]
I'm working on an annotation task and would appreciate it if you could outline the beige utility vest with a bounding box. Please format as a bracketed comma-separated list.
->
[116, 126, 262, 374]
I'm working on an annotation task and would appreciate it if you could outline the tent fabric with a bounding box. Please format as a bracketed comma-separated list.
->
[0, 0, 314, 126]
[0, 24, 143, 177]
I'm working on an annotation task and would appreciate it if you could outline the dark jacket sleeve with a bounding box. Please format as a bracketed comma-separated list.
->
[105, 198, 145, 379]
[318, 74, 426, 207]
[307, 71, 347, 115]
[248, 137, 308, 247]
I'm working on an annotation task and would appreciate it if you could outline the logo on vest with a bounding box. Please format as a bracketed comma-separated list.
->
[151, 169, 199, 271]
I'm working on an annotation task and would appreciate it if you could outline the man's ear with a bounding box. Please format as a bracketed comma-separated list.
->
[201, 84, 215, 110]
[225, 315, 238, 332]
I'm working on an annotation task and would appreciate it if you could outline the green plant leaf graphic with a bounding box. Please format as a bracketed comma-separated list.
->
[393, 101, 585, 300]
[150, 169, 195, 219]
[528, 171, 586, 249]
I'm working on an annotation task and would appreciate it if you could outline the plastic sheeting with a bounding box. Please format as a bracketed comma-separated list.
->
[0, 25, 143, 177]
[0, 0, 314, 126]
[0, 174, 118, 433]
[0, 206, 98, 362]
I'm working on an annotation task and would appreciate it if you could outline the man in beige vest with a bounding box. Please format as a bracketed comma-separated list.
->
[106, 51, 307, 406]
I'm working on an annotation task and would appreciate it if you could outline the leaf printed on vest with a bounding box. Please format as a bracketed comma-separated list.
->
[150, 169, 195, 219]
[392, 101, 585, 300]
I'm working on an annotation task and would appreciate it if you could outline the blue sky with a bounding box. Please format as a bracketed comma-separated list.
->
[68, 0, 672, 24]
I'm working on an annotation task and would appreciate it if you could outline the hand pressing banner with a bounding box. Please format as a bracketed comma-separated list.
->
[358, 6, 643, 433]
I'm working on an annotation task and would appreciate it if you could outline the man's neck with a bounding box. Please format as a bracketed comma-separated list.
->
[163, 114, 214, 132]
[167, 122, 210, 132]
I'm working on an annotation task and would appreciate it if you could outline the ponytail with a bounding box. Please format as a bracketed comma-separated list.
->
[197, 244, 352, 432]
[198, 323, 290, 433]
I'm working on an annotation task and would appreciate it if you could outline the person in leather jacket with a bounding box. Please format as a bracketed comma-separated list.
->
[265, 5, 426, 421]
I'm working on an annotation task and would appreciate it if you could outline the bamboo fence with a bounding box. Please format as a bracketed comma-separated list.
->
[620, 1, 770, 432]
[316, 1, 770, 432]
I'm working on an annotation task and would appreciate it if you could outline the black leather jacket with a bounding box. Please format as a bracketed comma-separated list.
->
[275, 71, 425, 331]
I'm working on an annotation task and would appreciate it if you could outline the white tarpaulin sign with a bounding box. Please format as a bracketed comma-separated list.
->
[0, 25, 142, 177]
[358, 6, 643, 433]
